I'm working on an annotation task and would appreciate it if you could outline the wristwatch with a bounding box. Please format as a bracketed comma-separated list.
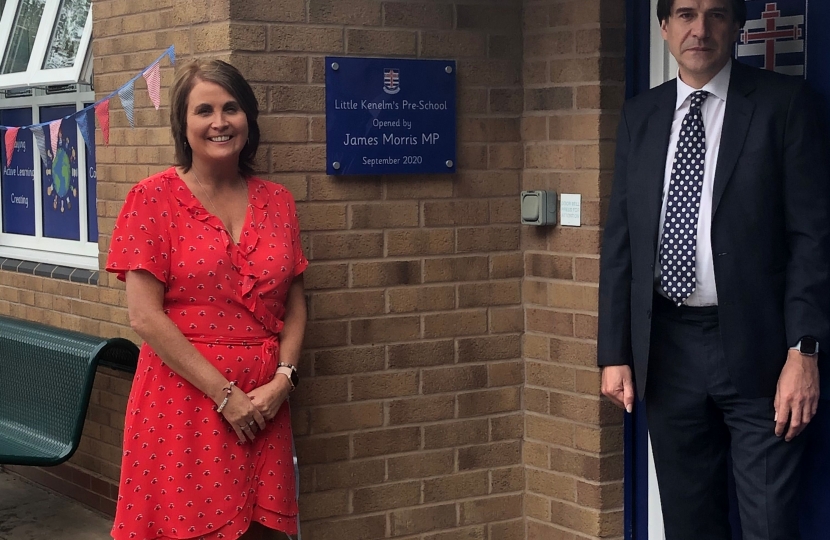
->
[792, 336, 819, 356]
[277, 362, 299, 390]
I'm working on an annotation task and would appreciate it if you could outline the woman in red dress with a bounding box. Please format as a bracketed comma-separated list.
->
[106, 59, 307, 540]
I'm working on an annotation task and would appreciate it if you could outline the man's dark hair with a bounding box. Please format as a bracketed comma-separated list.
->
[657, 0, 747, 27]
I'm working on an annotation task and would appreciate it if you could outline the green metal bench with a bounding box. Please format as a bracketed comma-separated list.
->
[0, 314, 138, 466]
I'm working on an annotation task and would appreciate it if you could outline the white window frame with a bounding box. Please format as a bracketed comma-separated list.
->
[0, 0, 93, 91]
[0, 88, 98, 269]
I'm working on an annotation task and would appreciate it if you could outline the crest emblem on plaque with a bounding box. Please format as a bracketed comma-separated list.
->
[383, 68, 400, 94]
[737, 1, 806, 77]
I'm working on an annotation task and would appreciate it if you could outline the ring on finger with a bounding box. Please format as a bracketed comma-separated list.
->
[240, 425, 249, 430]
[248, 420, 256, 427]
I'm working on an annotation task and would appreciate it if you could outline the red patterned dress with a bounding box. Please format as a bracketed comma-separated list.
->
[106, 167, 307, 540]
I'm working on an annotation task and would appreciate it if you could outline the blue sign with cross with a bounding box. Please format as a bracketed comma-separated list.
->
[325, 56, 457, 176]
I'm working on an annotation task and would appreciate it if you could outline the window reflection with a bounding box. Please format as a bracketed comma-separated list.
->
[43, 0, 90, 70]
[1, 0, 46, 75]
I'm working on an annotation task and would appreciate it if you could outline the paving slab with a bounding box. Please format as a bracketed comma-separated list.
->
[0, 470, 111, 540]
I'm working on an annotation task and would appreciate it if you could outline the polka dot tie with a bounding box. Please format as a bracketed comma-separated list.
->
[660, 90, 710, 306]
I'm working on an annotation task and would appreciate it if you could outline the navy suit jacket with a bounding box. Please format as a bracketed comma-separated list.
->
[598, 60, 830, 400]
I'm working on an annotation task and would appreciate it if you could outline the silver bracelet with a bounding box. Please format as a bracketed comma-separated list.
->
[215, 381, 236, 413]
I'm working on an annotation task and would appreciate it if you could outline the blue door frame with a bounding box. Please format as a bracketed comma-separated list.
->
[623, 1, 650, 538]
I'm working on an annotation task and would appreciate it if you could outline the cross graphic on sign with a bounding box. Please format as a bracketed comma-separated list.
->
[739, 3, 803, 71]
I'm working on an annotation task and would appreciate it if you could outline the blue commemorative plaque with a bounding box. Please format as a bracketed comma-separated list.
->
[326, 56, 456, 175]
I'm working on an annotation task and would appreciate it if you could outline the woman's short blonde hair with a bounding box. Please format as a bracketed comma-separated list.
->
[169, 59, 260, 176]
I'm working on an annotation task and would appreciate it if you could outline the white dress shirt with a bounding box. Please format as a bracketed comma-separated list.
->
[655, 60, 732, 306]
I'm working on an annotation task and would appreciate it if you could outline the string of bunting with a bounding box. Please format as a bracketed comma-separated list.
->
[2, 45, 176, 168]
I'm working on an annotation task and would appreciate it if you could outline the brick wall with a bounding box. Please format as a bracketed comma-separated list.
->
[521, 0, 626, 538]
[242, 2, 527, 538]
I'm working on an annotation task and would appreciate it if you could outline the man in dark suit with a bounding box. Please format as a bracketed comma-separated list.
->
[598, 0, 830, 538]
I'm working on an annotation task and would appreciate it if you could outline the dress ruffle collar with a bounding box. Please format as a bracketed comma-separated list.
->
[166, 168, 281, 333]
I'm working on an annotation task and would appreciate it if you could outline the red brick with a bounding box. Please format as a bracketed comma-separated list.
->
[352, 371, 419, 401]
[491, 413, 524, 441]
[388, 285, 456, 313]
[423, 418, 489, 449]
[353, 480, 421, 512]
[313, 458, 386, 489]
[424, 256, 489, 283]
[389, 395, 455, 424]
[310, 290, 385, 319]
[424, 310, 487, 338]
[390, 504, 457, 536]
[309, 402, 384, 433]
[457, 226, 519, 253]
[423, 200, 489, 227]
[458, 441, 521, 470]
[422, 365, 488, 395]
[459, 494, 523, 525]
[424, 471, 489, 503]
[348, 28, 417, 55]
[311, 232, 384, 260]
[352, 260, 421, 287]
[383, 2, 453, 28]
[387, 229, 455, 256]
[314, 347, 384, 375]
[294, 434, 349, 465]
[351, 202, 419, 229]
[458, 387, 521, 418]
[457, 335, 521, 363]
[388, 340, 455, 368]
[458, 281, 521, 308]
[388, 450, 455, 481]
[351, 316, 421, 344]
[353, 426, 421, 458]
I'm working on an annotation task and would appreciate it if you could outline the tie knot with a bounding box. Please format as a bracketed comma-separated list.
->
[690, 90, 710, 110]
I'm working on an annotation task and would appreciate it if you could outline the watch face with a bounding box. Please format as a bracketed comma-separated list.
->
[801, 337, 818, 355]
[290, 370, 300, 387]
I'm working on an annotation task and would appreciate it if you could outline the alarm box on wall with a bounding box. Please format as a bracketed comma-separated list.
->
[521, 190, 557, 226]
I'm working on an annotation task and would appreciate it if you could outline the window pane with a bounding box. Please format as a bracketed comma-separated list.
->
[1, 108, 36, 236]
[0, 0, 46, 75]
[42, 0, 90, 70]
[41, 105, 80, 241]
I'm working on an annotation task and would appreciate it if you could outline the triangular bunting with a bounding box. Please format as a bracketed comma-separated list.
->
[95, 100, 110, 145]
[118, 81, 135, 127]
[31, 126, 49, 167]
[143, 62, 161, 110]
[76, 108, 95, 152]
[49, 119, 62, 157]
[4, 127, 19, 168]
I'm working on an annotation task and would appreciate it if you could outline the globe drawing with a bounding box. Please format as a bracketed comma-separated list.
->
[52, 146, 71, 198]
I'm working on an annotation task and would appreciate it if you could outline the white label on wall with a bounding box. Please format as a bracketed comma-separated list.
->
[559, 193, 581, 227]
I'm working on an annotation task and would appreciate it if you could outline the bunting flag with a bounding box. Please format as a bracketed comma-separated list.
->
[76, 107, 95, 153]
[31, 126, 48, 167]
[0, 44, 175, 149]
[4, 127, 19, 167]
[49, 119, 62, 157]
[143, 63, 161, 110]
[118, 81, 136, 127]
[95, 100, 110, 145]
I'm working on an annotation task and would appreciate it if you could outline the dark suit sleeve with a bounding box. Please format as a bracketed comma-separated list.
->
[782, 83, 830, 349]
[597, 105, 634, 367]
